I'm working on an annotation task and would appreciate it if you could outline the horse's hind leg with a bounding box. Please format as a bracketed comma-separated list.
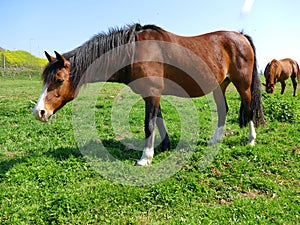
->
[236, 87, 256, 146]
[291, 74, 297, 96]
[280, 81, 286, 95]
[156, 105, 170, 151]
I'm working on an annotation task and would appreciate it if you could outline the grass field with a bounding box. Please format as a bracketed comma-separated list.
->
[0, 71, 299, 224]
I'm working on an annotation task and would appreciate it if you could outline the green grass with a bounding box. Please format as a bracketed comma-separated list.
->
[0, 73, 299, 224]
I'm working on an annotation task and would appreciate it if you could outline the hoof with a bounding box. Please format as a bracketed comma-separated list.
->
[136, 157, 152, 166]
[248, 139, 255, 146]
[137, 147, 154, 166]
[208, 137, 222, 146]
[208, 126, 224, 146]
[161, 141, 171, 152]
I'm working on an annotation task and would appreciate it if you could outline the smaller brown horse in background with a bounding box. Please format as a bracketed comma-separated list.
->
[264, 58, 300, 96]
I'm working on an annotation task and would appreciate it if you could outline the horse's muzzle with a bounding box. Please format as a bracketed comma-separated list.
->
[32, 108, 53, 122]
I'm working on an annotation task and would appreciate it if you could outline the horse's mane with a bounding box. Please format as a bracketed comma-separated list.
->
[264, 59, 279, 84]
[66, 23, 142, 87]
[42, 23, 163, 87]
[269, 60, 279, 78]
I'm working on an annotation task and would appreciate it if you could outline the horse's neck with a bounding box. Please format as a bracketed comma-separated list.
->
[270, 64, 281, 82]
[72, 59, 129, 88]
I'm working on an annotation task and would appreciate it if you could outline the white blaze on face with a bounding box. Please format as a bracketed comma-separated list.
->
[33, 84, 52, 122]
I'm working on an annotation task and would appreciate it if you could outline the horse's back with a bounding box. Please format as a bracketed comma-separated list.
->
[134, 28, 255, 97]
[176, 30, 254, 64]
[165, 30, 255, 83]
[137, 28, 254, 70]
[278, 58, 296, 79]
[168, 31, 255, 95]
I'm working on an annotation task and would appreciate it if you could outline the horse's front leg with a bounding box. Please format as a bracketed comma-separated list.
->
[280, 81, 286, 95]
[208, 88, 228, 145]
[137, 96, 160, 166]
[156, 105, 170, 152]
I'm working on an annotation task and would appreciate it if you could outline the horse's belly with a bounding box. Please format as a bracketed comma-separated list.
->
[162, 82, 206, 97]
[163, 66, 219, 97]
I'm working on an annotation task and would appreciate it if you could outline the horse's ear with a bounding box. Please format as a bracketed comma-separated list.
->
[54, 51, 70, 68]
[45, 51, 55, 62]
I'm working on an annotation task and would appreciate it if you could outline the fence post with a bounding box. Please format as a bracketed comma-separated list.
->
[1, 54, 5, 69]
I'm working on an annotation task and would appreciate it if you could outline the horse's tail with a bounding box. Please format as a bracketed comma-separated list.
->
[289, 59, 300, 83]
[293, 60, 300, 84]
[297, 63, 300, 84]
[239, 34, 265, 128]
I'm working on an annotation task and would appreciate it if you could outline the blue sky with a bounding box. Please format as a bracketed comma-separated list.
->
[1, 0, 300, 71]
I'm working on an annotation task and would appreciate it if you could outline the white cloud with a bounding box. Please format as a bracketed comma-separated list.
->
[241, 0, 255, 15]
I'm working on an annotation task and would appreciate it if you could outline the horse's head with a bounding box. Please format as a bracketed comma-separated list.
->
[33, 51, 76, 122]
[263, 61, 276, 94]
[265, 83, 275, 94]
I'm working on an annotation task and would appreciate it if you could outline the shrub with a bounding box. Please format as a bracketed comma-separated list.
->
[0, 50, 47, 70]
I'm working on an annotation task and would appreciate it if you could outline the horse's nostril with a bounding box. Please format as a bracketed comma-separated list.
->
[40, 110, 45, 116]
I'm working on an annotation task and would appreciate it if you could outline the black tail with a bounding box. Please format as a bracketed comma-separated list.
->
[239, 34, 265, 128]
[291, 59, 300, 84]
[297, 63, 300, 84]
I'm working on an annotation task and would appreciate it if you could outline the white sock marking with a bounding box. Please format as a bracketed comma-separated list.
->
[208, 126, 224, 145]
[137, 130, 155, 166]
[248, 120, 256, 146]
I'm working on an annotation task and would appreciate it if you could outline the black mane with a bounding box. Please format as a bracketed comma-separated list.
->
[43, 23, 163, 87]
[140, 24, 163, 32]
[66, 23, 141, 87]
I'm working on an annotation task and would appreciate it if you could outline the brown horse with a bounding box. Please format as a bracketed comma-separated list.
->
[33, 24, 265, 166]
[264, 58, 300, 96]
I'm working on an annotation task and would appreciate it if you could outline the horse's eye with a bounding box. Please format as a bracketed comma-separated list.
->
[56, 79, 64, 84]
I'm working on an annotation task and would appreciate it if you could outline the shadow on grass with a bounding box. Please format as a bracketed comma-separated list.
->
[77, 137, 177, 163]
[0, 135, 196, 183]
[43, 146, 83, 161]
